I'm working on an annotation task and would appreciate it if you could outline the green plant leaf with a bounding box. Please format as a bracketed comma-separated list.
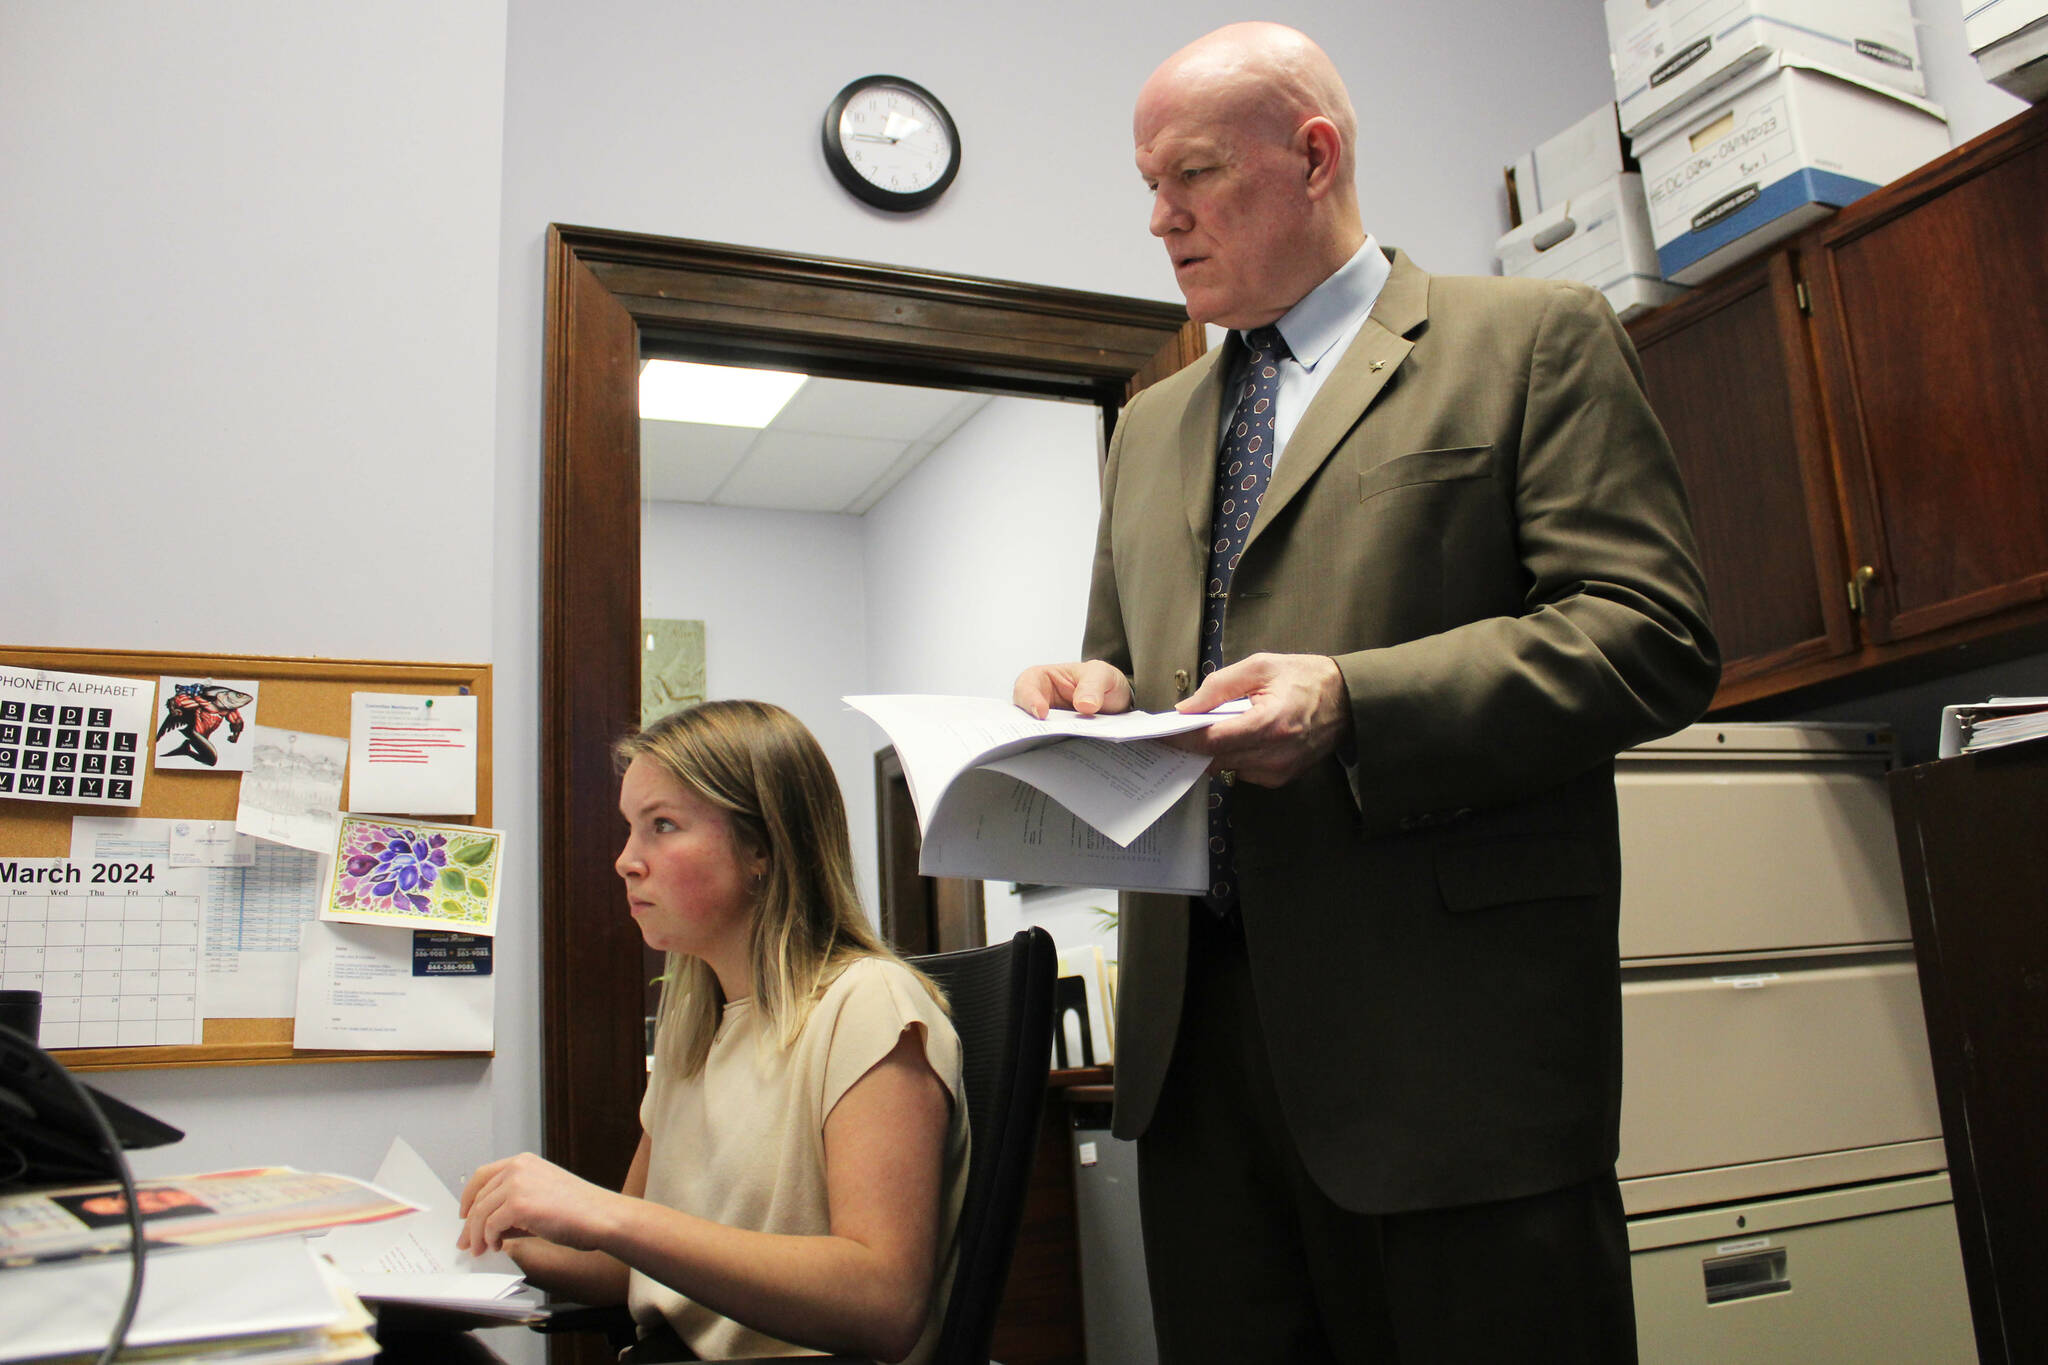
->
[451, 842, 493, 867]
[468, 875, 489, 898]
[438, 867, 467, 892]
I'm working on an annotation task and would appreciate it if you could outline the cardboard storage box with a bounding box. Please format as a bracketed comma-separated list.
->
[1965, 0, 2048, 51]
[1976, 14, 2048, 102]
[1605, 0, 1923, 135]
[1635, 57, 1949, 285]
[1495, 174, 1683, 320]
[1505, 103, 1629, 224]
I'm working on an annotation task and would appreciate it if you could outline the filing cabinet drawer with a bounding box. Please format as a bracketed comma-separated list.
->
[1616, 757, 1909, 958]
[1618, 952, 1939, 1182]
[1629, 1177, 1976, 1364]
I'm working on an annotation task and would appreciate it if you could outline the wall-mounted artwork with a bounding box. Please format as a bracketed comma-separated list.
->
[641, 619, 706, 728]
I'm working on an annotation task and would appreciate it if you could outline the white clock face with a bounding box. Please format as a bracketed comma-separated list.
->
[838, 85, 953, 194]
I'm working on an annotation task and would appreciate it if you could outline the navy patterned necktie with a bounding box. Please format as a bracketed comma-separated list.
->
[1201, 324, 1289, 916]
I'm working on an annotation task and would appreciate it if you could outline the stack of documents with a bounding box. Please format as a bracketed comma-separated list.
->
[0, 1231, 376, 1365]
[317, 1138, 544, 1329]
[1937, 697, 2048, 758]
[844, 694, 1245, 894]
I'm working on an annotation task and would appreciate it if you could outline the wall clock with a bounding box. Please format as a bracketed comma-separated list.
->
[822, 75, 960, 212]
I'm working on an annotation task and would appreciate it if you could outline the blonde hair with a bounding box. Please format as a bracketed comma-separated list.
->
[616, 699, 945, 1077]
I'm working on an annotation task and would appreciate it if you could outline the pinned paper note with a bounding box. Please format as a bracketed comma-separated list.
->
[348, 692, 479, 816]
[236, 725, 348, 853]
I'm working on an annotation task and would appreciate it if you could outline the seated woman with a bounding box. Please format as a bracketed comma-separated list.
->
[458, 700, 967, 1363]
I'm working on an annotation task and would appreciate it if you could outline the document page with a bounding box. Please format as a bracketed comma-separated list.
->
[920, 773, 1210, 894]
[845, 694, 1239, 892]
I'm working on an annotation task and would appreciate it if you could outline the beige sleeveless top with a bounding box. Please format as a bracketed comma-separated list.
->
[628, 957, 969, 1362]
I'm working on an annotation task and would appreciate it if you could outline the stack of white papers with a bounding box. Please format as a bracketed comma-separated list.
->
[0, 1237, 375, 1364]
[844, 694, 1246, 894]
[1938, 696, 2048, 758]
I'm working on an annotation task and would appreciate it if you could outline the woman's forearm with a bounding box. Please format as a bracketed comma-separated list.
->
[506, 1235, 633, 1306]
[599, 1200, 932, 1362]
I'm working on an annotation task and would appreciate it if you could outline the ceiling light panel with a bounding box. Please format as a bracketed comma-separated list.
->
[639, 359, 806, 427]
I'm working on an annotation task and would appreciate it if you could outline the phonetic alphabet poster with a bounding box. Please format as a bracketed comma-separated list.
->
[0, 666, 156, 807]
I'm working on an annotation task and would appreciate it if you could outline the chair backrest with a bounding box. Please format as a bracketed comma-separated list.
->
[908, 927, 1057, 1365]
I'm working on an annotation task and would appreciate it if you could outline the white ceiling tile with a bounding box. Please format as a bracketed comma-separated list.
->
[714, 429, 909, 513]
[772, 377, 984, 442]
[639, 419, 758, 503]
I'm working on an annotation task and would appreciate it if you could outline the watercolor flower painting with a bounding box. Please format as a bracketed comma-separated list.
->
[324, 816, 503, 934]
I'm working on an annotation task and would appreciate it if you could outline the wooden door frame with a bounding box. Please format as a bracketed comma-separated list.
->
[540, 223, 1199, 1195]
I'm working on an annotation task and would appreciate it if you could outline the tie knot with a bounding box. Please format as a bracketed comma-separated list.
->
[1244, 325, 1289, 365]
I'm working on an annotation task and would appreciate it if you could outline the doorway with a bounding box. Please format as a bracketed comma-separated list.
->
[538, 224, 1201, 1206]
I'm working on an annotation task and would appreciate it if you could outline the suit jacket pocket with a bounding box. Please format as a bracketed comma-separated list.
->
[1358, 444, 1493, 503]
[1435, 834, 1601, 912]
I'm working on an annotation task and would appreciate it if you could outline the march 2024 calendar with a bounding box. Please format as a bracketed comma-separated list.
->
[0, 858, 202, 1048]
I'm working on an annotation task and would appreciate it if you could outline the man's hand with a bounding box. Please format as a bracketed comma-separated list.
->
[1174, 653, 1351, 787]
[1012, 661, 1134, 719]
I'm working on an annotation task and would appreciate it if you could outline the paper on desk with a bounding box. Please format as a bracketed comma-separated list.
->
[348, 692, 479, 816]
[0, 1237, 354, 1362]
[293, 920, 493, 1051]
[320, 1136, 517, 1279]
[236, 725, 349, 853]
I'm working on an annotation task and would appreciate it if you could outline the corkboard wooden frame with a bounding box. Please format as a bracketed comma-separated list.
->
[0, 646, 493, 1071]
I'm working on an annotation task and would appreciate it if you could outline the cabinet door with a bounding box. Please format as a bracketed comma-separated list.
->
[1806, 115, 2048, 643]
[1629, 254, 1854, 692]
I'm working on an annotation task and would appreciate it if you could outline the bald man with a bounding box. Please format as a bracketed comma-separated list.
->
[1016, 23, 1718, 1364]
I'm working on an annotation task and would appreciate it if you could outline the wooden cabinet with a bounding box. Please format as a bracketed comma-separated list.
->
[1627, 101, 2048, 710]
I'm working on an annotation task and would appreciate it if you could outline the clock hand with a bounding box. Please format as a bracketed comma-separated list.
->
[847, 132, 899, 143]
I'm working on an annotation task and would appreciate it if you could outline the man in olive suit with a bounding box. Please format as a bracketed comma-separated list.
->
[1015, 22, 1719, 1364]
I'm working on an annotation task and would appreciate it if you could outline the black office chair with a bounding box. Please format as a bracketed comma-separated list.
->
[535, 927, 1058, 1364]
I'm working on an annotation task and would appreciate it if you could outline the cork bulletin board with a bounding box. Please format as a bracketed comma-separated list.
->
[0, 646, 493, 1072]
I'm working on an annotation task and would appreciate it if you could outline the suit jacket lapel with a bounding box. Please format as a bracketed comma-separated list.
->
[1177, 343, 1234, 547]
[1248, 250, 1432, 553]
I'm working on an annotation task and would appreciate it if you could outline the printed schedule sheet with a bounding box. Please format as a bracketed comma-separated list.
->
[0, 859, 204, 1048]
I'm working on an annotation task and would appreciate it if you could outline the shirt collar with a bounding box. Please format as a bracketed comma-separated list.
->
[1246, 235, 1389, 371]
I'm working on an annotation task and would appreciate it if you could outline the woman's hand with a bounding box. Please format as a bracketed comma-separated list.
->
[457, 1152, 623, 1255]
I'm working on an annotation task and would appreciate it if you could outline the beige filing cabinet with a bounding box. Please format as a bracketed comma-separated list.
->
[1614, 724, 1945, 1213]
[1629, 1175, 1975, 1364]
[1614, 725, 1975, 1362]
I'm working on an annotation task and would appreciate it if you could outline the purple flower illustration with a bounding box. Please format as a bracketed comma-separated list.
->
[339, 826, 447, 914]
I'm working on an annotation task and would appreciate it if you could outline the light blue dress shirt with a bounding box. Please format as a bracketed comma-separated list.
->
[1221, 235, 1391, 472]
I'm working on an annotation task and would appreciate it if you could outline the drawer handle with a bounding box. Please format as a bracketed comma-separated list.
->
[1704, 1247, 1790, 1304]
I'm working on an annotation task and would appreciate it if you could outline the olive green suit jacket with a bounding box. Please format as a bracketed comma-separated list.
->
[1086, 249, 1720, 1213]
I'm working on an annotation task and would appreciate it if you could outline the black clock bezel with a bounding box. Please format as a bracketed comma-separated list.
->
[821, 74, 961, 213]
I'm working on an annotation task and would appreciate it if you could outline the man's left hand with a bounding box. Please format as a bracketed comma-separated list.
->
[1173, 653, 1351, 787]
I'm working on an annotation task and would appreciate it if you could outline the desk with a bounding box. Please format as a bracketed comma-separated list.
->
[985, 1067, 1109, 1365]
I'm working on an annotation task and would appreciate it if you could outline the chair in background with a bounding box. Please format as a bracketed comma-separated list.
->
[536, 926, 1059, 1364]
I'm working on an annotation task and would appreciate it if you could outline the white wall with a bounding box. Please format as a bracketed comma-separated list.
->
[639, 502, 875, 903]
[2, 1, 509, 1198]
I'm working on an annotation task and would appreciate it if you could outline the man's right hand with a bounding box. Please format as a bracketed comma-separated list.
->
[1013, 661, 1134, 719]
